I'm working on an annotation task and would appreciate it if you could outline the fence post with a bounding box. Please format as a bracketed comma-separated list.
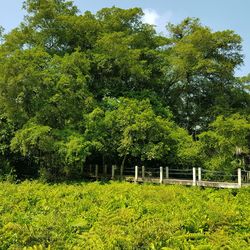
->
[198, 167, 201, 182]
[134, 166, 138, 183]
[104, 164, 107, 176]
[192, 167, 196, 186]
[111, 165, 116, 180]
[238, 168, 242, 187]
[165, 167, 169, 179]
[160, 167, 163, 184]
[142, 166, 145, 181]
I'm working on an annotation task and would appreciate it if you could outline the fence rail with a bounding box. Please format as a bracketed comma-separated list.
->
[84, 164, 250, 189]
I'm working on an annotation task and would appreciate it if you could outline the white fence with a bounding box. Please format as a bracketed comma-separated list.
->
[85, 164, 250, 188]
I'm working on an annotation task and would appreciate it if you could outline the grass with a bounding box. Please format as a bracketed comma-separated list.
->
[0, 181, 250, 249]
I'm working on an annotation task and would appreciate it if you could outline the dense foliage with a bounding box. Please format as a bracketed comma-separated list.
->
[0, 0, 249, 180]
[0, 181, 249, 249]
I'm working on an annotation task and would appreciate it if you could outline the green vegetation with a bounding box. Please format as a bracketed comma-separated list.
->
[0, 181, 249, 249]
[0, 2, 249, 248]
[0, 0, 249, 180]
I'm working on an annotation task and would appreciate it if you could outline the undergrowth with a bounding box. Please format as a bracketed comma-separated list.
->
[0, 181, 249, 249]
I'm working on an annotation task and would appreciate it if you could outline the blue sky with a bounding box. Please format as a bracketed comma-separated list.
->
[0, 0, 249, 76]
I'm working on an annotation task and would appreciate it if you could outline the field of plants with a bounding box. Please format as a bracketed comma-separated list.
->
[0, 181, 250, 249]
[1, 1, 250, 183]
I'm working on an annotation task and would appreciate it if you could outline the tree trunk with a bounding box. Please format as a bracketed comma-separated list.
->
[120, 154, 127, 180]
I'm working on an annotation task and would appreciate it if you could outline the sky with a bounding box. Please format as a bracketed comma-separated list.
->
[0, 0, 249, 76]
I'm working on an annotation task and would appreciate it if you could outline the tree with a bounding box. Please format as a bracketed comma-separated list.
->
[0, 1, 248, 180]
[22, 0, 78, 53]
[89, 7, 168, 99]
[10, 122, 55, 178]
[198, 114, 250, 173]
[0, 47, 91, 129]
[163, 18, 243, 132]
[85, 98, 198, 176]
[0, 48, 52, 127]
[0, 115, 15, 177]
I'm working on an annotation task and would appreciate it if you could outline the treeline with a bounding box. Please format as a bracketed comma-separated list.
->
[0, 0, 249, 180]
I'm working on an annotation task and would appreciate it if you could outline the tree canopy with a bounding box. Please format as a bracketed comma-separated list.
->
[0, 0, 249, 180]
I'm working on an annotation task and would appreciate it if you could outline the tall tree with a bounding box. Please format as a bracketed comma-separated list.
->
[0, 2, 248, 179]
[164, 18, 243, 133]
